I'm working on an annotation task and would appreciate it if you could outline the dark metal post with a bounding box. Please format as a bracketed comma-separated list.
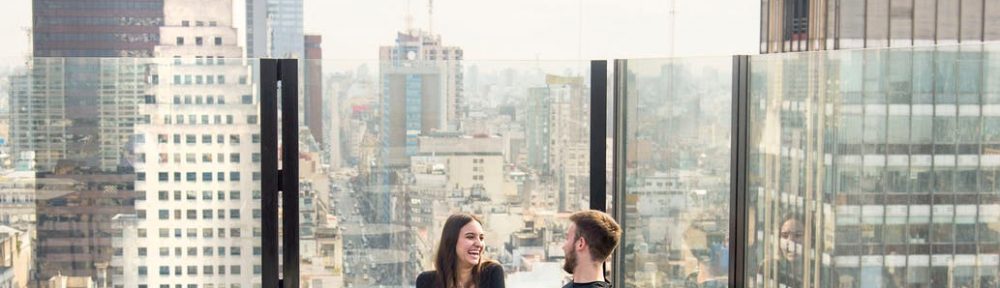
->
[279, 59, 300, 288]
[610, 59, 628, 288]
[590, 60, 608, 212]
[260, 59, 280, 288]
[729, 55, 751, 288]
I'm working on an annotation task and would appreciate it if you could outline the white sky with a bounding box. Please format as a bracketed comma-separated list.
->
[1, 0, 759, 61]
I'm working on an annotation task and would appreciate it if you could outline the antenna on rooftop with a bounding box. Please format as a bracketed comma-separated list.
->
[428, 0, 434, 35]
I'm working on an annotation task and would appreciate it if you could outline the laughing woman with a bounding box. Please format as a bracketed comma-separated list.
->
[416, 213, 505, 288]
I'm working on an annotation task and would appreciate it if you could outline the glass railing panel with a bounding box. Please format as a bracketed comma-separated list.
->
[746, 43, 1000, 288]
[618, 56, 734, 287]
[303, 59, 594, 287]
[1, 57, 264, 288]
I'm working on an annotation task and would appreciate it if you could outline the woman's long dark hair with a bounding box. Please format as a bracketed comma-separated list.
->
[433, 213, 497, 288]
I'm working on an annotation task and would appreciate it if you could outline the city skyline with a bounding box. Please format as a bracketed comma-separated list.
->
[0, 0, 759, 62]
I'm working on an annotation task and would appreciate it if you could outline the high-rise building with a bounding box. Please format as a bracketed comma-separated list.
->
[34, 172, 131, 287]
[112, 0, 260, 287]
[33, 0, 164, 58]
[30, 0, 164, 172]
[754, 2, 1000, 287]
[244, 0, 304, 58]
[380, 30, 464, 125]
[760, 0, 1000, 53]
[305, 34, 323, 146]
[523, 75, 588, 212]
[9, 59, 66, 172]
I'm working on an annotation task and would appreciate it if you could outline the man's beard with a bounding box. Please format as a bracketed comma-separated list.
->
[563, 248, 577, 274]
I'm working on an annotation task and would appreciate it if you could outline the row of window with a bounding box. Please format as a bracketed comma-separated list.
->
[138, 264, 261, 277]
[171, 56, 226, 66]
[150, 208, 262, 221]
[140, 152, 257, 164]
[152, 190, 259, 201]
[132, 227, 261, 239]
[171, 74, 233, 85]
[171, 95, 225, 105]
[180, 20, 218, 27]
[176, 36, 223, 47]
[136, 171, 260, 182]
[135, 189, 261, 202]
[145, 133, 259, 144]
[121, 245, 261, 258]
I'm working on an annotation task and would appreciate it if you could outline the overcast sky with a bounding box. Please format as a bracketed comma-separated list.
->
[1, 0, 758, 61]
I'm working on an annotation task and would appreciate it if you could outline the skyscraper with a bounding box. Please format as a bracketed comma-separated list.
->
[112, 0, 260, 287]
[30, 0, 164, 171]
[378, 30, 463, 167]
[753, 2, 1000, 287]
[33, 0, 164, 58]
[245, 0, 304, 58]
[304, 34, 323, 146]
[760, 0, 1000, 53]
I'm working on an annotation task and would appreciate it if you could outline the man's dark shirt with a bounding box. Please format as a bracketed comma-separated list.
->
[561, 281, 611, 288]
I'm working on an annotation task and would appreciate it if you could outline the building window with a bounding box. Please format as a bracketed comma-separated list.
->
[195, 37, 203, 46]
[159, 266, 169, 276]
[182, 20, 189, 26]
[158, 210, 169, 220]
[215, 37, 222, 46]
[230, 209, 240, 219]
[203, 209, 213, 219]
[230, 191, 240, 200]
[230, 172, 240, 181]
[176, 37, 184, 45]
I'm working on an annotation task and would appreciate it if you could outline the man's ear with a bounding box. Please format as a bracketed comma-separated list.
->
[575, 236, 587, 252]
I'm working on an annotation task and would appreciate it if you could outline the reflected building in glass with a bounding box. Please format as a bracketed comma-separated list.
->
[750, 38, 1000, 288]
[751, 2, 1000, 287]
[760, 0, 1000, 54]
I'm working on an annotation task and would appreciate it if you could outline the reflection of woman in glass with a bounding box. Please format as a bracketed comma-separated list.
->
[683, 227, 728, 288]
[756, 214, 805, 288]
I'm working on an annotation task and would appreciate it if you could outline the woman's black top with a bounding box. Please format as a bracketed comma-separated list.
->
[415, 263, 505, 288]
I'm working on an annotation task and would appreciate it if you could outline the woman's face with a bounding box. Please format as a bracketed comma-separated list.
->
[779, 219, 804, 261]
[455, 220, 485, 269]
